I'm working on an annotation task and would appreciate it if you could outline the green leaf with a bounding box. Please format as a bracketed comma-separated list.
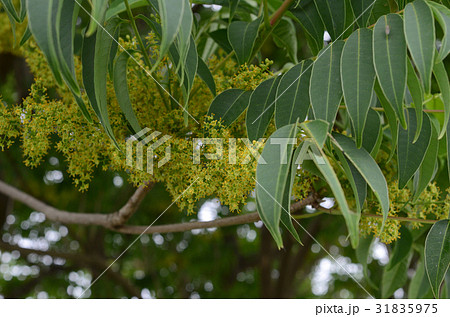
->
[350, 0, 375, 27]
[425, 219, 450, 298]
[106, 0, 149, 21]
[373, 14, 407, 129]
[1, 0, 21, 22]
[362, 108, 382, 158]
[314, 0, 348, 41]
[398, 108, 432, 189]
[289, 0, 324, 55]
[228, 0, 240, 21]
[81, 33, 101, 119]
[310, 40, 345, 127]
[273, 18, 298, 64]
[300, 119, 329, 149]
[94, 17, 122, 147]
[409, 257, 433, 298]
[209, 29, 233, 54]
[333, 145, 367, 213]
[407, 58, 424, 142]
[246, 77, 280, 141]
[427, 0, 450, 62]
[173, 0, 193, 83]
[374, 80, 399, 161]
[228, 17, 261, 65]
[332, 133, 390, 227]
[275, 60, 312, 128]
[413, 115, 438, 201]
[387, 226, 413, 270]
[280, 143, 305, 244]
[86, 0, 108, 37]
[404, 0, 435, 94]
[256, 123, 299, 249]
[154, 0, 187, 70]
[382, 227, 413, 298]
[341, 28, 376, 148]
[433, 60, 450, 139]
[26, 0, 64, 85]
[19, 25, 31, 46]
[356, 235, 378, 289]
[197, 56, 216, 96]
[302, 138, 360, 248]
[113, 51, 143, 135]
[207, 89, 251, 126]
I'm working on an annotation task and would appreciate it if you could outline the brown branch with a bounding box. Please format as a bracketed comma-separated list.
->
[0, 179, 152, 227]
[0, 179, 321, 235]
[270, 0, 294, 26]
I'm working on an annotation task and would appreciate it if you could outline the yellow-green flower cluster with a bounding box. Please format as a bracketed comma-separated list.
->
[0, 21, 279, 213]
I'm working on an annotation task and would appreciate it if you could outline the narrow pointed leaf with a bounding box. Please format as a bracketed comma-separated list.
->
[310, 40, 345, 127]
[433, 60, 450, 139]
[207, 89, 251, 126]
[334, 145, 367, 213]
[374, 80, 399, 161]
[398, 108, 432, 189]
[305, 141, 360, 248]
[26, 0, 63, 85]
[280, 144, 305, 244]
[197, 56, 216, 96]
[409, 257, 433, 298]
[314, 0, 348, 41]
[289, 0, 325, 55]
[333, 133, 390, 226]
[113, 51, 142, 135]
[154, 0, 186, 70]
[427, 1, 450, 62]
[94, 18, 122, 147]
[273, 18, 298, 64]
[256, 123, 299, 249]
[228, 17, 261, 65]
[404, 0, 435, 94]
[209, 29, 233, 54]
[425, 219, 450, 298]
[86, 0, 108, 37]
[106, 0, 149, 21]
[356, 235, 378, 289]
[382, 227, 413, 298]
[174, 0, 193, 81]
[82, 34, 101, 119]
[413, 115, 438, 201]
[0, 0, 21, 22]
[275, 60, 312, 128]
[373, 14, 407, 128]
[362, 108, 382, 157]
[300, 119, 329, 149]
[407, 58, 424, 142]
[341, 28, 376, 148]
[246, 77, 281, 141]
[350, 0, 375, 27]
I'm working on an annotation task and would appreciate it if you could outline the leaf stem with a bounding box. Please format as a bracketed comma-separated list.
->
[269, 0, 294, 26]
[124, 0, 169, 108]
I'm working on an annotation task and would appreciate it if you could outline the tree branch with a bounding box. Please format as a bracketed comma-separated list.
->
[0, 179, 321, 235]
[0, 179, 152, 227]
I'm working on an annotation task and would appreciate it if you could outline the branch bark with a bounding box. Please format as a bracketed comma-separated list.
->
[0, 179, 321, 235]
